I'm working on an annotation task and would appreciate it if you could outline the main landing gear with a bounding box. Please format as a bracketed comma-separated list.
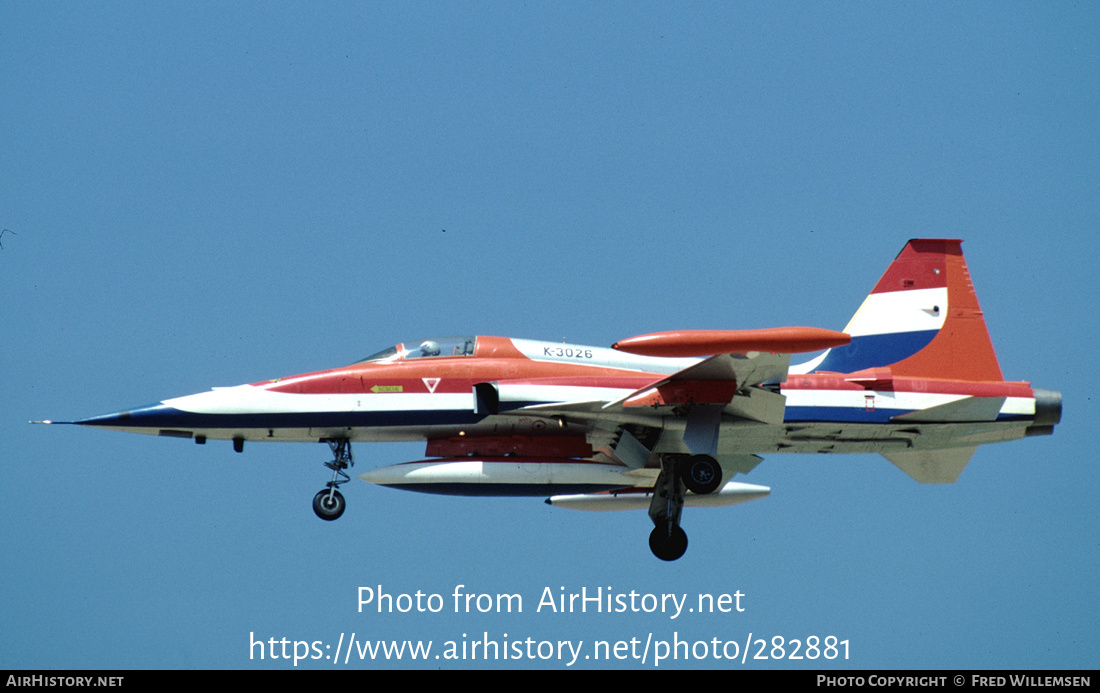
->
[313, 439, 353, 521]
[647, 454, 722, 561]
[683, 454, 722, 495]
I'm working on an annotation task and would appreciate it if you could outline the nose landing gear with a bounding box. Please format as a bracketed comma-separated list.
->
[314, 439, 353, 521]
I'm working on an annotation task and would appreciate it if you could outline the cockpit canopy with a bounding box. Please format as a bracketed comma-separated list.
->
[357, 336, 477, 363]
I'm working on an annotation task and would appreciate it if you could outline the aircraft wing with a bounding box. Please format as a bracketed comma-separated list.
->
[508, 351, 790, 421]
[609, 351, 791, 409]
[499, 351, 790, 484]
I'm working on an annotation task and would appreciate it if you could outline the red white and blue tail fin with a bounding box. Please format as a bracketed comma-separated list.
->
[809, 239, 1004, 382]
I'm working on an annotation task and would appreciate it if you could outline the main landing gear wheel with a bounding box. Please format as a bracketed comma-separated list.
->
[313, 488, 345, 521]
[682, 454, 722, 495]
[649, 525, 688, 562]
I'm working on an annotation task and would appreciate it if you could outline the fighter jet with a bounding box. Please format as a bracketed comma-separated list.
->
[42, 239, 1061, 560]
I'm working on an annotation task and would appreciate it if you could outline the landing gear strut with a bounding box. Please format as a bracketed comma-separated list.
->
[314, 439, 353, 521]
[648, 456, 688, 561]
[645, 454, 725, 560]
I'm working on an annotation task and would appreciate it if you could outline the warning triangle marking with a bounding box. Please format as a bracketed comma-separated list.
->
[423, 378, 441, 393]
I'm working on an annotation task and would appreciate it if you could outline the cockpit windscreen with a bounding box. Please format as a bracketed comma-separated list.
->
[356, 336, 477, 363]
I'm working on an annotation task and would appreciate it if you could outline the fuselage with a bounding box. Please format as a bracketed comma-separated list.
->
[75, 334, 1058, 460]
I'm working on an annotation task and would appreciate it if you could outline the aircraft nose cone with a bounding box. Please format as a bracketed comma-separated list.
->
[75, 403, 185, 430]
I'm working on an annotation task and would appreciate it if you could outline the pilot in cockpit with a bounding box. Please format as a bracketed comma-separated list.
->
[418, 340, 441, 357]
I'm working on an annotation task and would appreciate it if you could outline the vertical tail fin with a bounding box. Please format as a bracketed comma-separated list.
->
[813, 239, 1004, 381]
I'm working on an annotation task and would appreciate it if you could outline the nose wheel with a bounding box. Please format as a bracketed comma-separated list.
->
[314, 438, 353, 521]
[313, 488, 345, 521]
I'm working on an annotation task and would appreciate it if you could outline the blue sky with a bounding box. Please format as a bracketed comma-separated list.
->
[2, 2, 1096, 669]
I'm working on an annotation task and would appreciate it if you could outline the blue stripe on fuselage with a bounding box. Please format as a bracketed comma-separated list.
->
[783, 406, 906, 424]
[76, 404, 489, 430]
[783, 405, 1029, 424]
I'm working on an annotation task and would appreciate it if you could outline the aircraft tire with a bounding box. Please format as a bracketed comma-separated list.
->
[682, 454, 722, 495]
[649, 525, 688, 561]
[313, 488, 345, 521]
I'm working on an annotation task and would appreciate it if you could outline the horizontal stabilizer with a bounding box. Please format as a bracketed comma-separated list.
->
[883, 446, 977, 484]
[721, 454, 764, 477]
[891, 396, 1006, 423]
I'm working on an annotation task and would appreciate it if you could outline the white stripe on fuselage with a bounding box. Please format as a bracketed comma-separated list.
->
[163, 382, 643, 414]
[783, 389, 1033, 416]
[496, 383, 638, 405]
[164, 386, 475, 414]
[510, 338, 699, 374]
[165, 382, 1033, 422]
